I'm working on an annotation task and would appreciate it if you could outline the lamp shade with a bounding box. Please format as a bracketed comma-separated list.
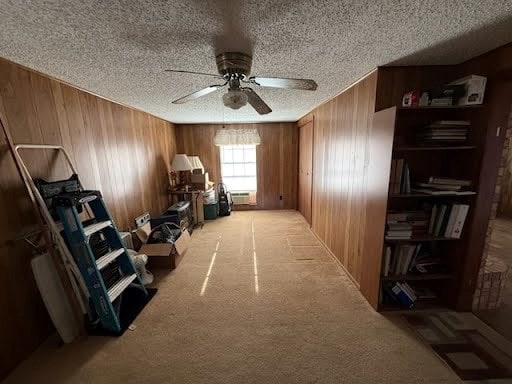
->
[187, 156, 204, 170]
[171, 154, 193, 171]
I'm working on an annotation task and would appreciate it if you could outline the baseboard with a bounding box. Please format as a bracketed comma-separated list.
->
[308, 228, 361, 290]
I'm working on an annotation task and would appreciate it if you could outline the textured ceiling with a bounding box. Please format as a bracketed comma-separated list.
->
[1, 1, 512, 124]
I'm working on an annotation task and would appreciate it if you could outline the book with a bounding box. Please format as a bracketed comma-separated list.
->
[431, 120, 470, 126]
[383, 246, 391, 277]
[439, 204, 453, 236]
[416, 182, 462, 191]
[449, 204, 469, 238]
[433, 204, 448, 236]
[444, 204, 460, 237]
[395, 159, 405, 194]
[382, 282, 400, 305]
[411, 188, 459, 196]
[428, 205, 438, 234]
[404, 163, 411, 194]
[387, 212, 409, 222]
[389, 160, 396, 193]
[428, 177, 472, 186]
[408, 244, 422, 272]
[400, 282, 418, 301]
[391, 283, 415, 308]
[401, 246, 416, 275]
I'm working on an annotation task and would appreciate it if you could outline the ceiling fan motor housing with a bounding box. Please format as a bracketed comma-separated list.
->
[216, 52, 252, 79]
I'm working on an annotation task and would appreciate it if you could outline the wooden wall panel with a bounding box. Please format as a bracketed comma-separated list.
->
[298, 117, 313, 224]
[359, 107, 396, 308]
[175, 123, 298, 210]
[0, 58, 176, 379]
[306, 72, 378, 284]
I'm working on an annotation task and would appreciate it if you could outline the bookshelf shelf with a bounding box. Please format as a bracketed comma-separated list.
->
[381, 273, 453, 282]
[397, 105, 482, 110]
[384, 236, 459, 243]
[389, 193, 476, 198]
[379, 301, 446, 312]
[393, 145, 477, 151]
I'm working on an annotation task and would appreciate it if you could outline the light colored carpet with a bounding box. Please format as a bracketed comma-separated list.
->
[3, 210, 462, 384]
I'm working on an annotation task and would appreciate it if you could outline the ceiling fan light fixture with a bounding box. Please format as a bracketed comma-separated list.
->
[222, 89, 248, 110]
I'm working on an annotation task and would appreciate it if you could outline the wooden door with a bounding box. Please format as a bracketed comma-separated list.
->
[298, 118, 313, 224]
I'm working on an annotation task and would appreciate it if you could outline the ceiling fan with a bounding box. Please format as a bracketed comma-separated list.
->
[165, 52, 318, 115]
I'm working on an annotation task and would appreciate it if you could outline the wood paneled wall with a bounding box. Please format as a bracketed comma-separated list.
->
[297, 116, 313, 224]
[0, 58, 176, 379]
[303, 72, 378, 284]
[175, 123, 298, 210]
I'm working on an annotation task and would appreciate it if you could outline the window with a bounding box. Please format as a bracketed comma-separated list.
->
[220, 145, 257, 192]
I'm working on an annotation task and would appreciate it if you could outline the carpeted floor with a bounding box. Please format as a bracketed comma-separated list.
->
[474, 216, 512, 342]
[4, 210, 466, 384]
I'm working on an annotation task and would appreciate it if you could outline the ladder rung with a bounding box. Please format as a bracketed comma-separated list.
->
[96, 248, 125, 270]
[108, 274, 137, 302]
[83, 220, 112, 237]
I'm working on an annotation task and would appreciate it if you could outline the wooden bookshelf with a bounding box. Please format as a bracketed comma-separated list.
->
[363, 102, 486, 312]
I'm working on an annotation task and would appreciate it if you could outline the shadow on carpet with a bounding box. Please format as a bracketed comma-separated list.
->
[87, 287, 157, 337]
[402, 312, 512, 382]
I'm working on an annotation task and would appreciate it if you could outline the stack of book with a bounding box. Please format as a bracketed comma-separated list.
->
[381, 281, 438, 308]
[417, 120, 470, 145]
[428, 203, 470, 238]
[383, 244, 447, 276]
[386, 211, 429, 239]
[389, 158, 411, 194]
[412, 177, 474, 195]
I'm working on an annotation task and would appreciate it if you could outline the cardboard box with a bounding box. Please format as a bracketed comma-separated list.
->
[191, 172, 209, 188]
[139, 230, 190, 270]
[449, 75, 486, 105]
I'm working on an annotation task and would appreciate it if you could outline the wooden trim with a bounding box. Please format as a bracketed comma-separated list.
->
[297, 68, 378, 121]
[297, 114, 314, 128]
[0, 56, 174, 124]
[309, 227, 360, 289]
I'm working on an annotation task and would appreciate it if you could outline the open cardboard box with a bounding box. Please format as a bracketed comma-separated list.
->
[135, 222, 190, 270]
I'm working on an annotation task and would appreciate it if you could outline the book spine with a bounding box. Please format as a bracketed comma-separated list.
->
[434, 205, 447, 236]
[400, 282, 418, 301]
[389, 159, 396, 193]
[396, 159, 404, 194]
[450, 204, 469, 238]
[384, 246, 391, 276]
[392, 284, 415, 308]
[444, 204, 460, 237]
[428, 205, 438, 234]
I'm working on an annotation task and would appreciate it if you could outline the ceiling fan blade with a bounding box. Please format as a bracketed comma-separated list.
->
[243, 88, 272, 115]
[172, 84, 226, 104]
[165, 69, 223, 79]
[249, 76, 317, 91]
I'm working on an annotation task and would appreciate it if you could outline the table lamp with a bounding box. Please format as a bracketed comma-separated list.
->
[171, 154, 193, 186]
[187, 156, 204, 174]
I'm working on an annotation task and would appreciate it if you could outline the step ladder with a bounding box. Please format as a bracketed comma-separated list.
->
[55, 190, 147, 333]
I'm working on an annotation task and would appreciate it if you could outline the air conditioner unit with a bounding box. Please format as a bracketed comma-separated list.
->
[231, 192, 250, 205]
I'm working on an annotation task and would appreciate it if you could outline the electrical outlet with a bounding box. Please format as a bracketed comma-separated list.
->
[134, 212, 150, 228]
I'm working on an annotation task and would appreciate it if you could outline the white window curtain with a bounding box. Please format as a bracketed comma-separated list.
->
[213, 128, 261, 146]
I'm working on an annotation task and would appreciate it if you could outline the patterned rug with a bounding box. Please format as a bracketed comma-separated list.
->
[402, 312, 512, 383]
